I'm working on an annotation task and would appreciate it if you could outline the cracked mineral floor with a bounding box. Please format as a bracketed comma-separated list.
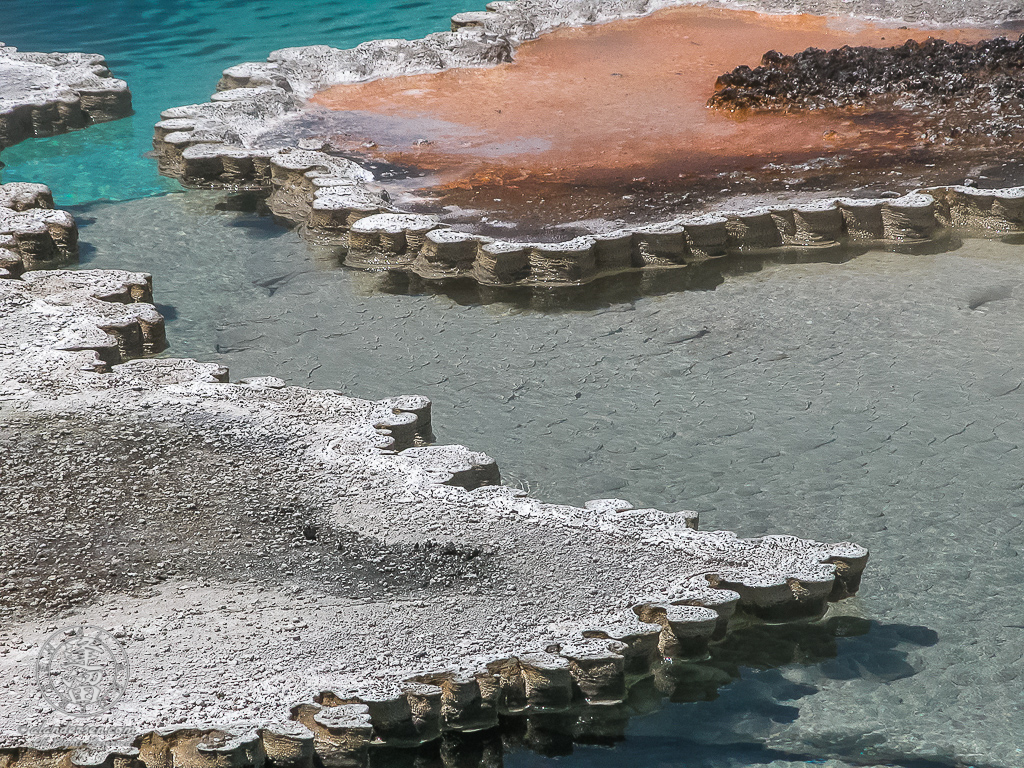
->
[63, 189, 1024, 767]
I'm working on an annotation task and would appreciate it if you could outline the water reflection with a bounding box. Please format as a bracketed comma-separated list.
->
[361, 617, 940, 768]
[203, 189, 980, 312]
[307, 240, 979, 313]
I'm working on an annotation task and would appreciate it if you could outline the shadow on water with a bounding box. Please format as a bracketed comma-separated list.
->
[154, 303, 179, 321]
[364, 616, 942, 768]
[76, 240, 98, 264]
[314, 234, 968, 313]
[69, 188, 982, 314]
[213, 190, 273, 215]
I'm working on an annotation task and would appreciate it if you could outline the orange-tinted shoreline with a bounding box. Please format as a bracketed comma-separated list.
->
[312, 7, 1002, 172]
[308, 6, 1014, 234]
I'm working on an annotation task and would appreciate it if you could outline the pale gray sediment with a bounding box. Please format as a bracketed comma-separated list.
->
[0, 44, 132, 151]
[151, 0, 1024, 287]
[0, 264, 867, 766]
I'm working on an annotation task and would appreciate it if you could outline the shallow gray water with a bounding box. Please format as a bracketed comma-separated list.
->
[76, 190, 1024, 767]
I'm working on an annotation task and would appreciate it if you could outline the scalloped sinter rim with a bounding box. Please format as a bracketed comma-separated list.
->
[0, 45, 132, 150]
[0, 182, 79, 277]
[0, 265, 867, 766]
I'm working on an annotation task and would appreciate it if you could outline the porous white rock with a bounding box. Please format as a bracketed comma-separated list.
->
[0, 44, 131, 149]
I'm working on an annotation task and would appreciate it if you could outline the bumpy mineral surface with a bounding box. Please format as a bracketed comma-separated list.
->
[0, 44, 132, 150]
[0, 265, 867, 766]
[711, 35, 1024, 135]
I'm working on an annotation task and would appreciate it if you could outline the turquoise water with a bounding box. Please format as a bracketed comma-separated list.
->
[0, 0, 480, 204]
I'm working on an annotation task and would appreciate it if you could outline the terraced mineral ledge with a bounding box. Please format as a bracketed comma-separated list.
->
[0, 264, 867, 766]
[0, 182, 78, 276]
[151, 0, 1024, 286]
[0, 44, 132, 151]
[0, 42, 870, 760]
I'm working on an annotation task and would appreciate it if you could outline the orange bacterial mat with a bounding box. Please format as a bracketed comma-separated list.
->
[308, 6, 1015, 235]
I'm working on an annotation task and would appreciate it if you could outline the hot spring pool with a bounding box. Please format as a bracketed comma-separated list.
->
[2, 0, 1023, 765]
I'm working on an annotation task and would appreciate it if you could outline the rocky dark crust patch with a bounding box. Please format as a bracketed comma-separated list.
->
[0, 44, 132, 150]
[0, 415, 495, 624]
[710, 35, 1024, 140]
